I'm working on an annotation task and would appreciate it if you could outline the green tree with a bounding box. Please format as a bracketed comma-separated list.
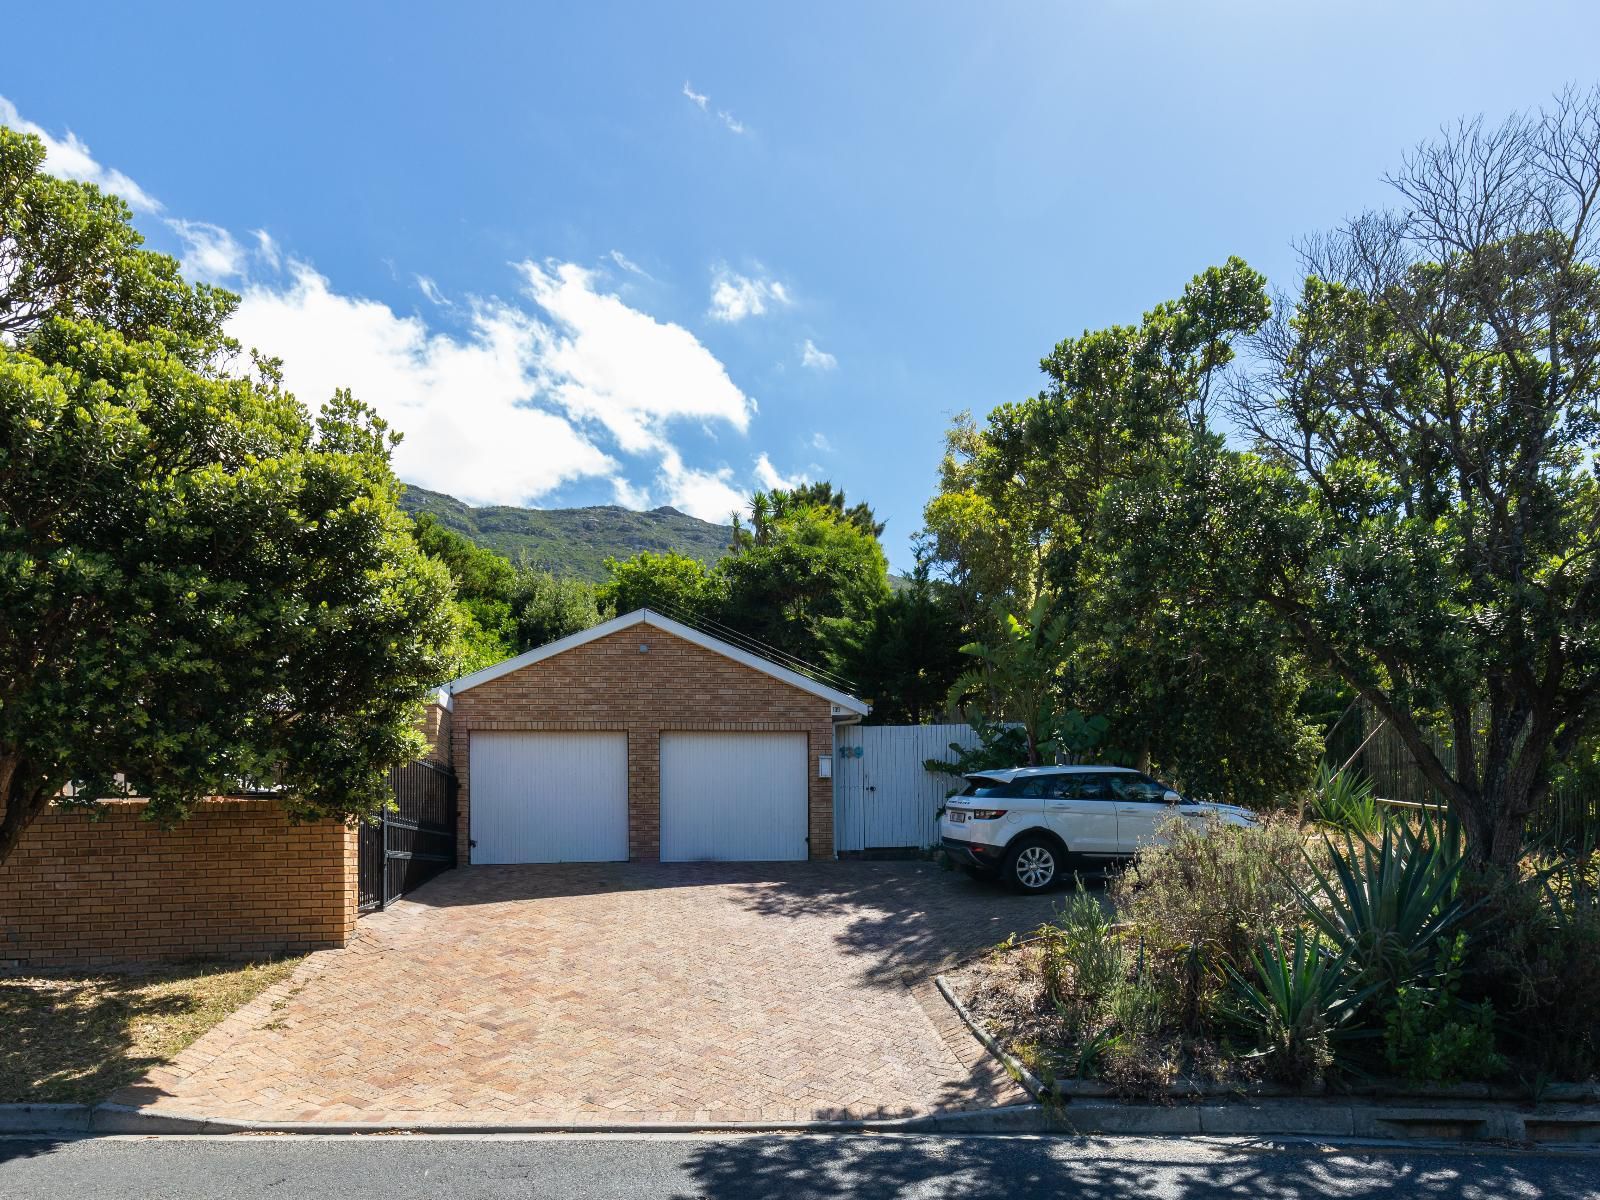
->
[511, 567, 600, 649]
[1083, 436, 1322, 803]
[925, 259, 1315, 798]
[411, 514, 601, 666]
[946, 593, 1073, 766]
[719, 495, 891, 668]
[410, 513, 519, 671]
[0, 124, 458, 866]
[597, 550, 726, 622]
[840, 550, 967, 723]
[1229, 87, 1600, 866]
[0, 127, 232, 361]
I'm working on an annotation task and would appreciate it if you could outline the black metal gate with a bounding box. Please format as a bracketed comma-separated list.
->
[359, 759, 457, 913]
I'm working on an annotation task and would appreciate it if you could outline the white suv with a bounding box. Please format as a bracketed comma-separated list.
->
[939, 765, 1258, 892]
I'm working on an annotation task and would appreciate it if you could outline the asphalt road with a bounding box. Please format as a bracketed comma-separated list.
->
[2, 1133, 1597, 1199]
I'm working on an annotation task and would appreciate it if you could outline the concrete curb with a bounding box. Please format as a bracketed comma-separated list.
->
[930, 973, 1600, 1146]
[0, 1100, 1049, 1138]
[5, 1099, 1600, 1145]
[933, 975, 1047, 1099]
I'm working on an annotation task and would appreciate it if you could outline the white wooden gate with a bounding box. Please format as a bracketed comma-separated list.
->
[834, 723, 981, 852]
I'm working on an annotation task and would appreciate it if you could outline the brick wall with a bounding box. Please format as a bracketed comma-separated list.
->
[0, 798, 358, 968]
[420, 701, 452, 765]
[451, 624, 837, 862]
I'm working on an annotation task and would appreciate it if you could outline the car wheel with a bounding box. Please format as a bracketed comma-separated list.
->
[1004, 836, 1060, 893]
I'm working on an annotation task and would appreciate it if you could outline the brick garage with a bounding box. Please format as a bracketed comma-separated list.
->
[446, 608, 869, 864]
[0, 797, 357, 968]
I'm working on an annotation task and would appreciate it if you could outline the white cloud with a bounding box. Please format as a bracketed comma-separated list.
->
[231, 262, 615, 507]
[519, 259, 753, 458]
[0, 95, 161, 213]
[811, 431, 834, 452]
[657, 448, 747, 522]
[416, 275, 450, 306]
[681, 82, 746, 134]
[709, 268, 792, 323]
[611, 476, 651, 509]
[800, 338, 837, 371]
[753, 452, 807, 493]
[167, 219, 246, 282]
[229, 258, 768, 519]
[252, 230, 281, 270]
[608, 249, 652, 279]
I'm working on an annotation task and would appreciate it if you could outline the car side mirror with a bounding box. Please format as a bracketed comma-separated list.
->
[1163, 790, 1182, 805]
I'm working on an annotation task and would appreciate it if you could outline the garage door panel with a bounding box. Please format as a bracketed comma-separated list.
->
[660, 732, 808, 862]
[470, 731, 627, 863]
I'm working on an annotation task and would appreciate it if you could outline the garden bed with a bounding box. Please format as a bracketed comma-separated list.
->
[942, 813, 1599, 1102]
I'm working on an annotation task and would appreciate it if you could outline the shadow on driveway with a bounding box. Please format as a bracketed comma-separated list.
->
[399, 859, 1073, 988]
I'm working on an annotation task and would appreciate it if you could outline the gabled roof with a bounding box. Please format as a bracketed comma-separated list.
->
[443, 608, 871, 716]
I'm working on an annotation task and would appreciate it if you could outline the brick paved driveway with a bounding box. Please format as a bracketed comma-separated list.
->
[114, 862, 1067, 1125]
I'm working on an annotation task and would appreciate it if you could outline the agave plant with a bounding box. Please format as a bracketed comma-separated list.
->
[1223, 930, 1374, 1084]
[1309, 762, 1384, 838]
[1297, 819, 1466, 997]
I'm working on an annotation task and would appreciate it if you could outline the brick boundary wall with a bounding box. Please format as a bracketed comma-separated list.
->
[0, 798, 358, 968]
[420, 701, 452, 765]
[450, 624, 837, 863]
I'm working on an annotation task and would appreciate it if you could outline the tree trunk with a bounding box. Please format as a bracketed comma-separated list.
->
[1454, 774, 1533, 873]
[0, 757, 48, 868]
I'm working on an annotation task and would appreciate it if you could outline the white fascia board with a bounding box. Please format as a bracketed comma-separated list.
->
[443, 608, 870, 715]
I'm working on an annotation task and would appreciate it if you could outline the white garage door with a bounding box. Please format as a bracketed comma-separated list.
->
[469, 731, 628, 863]
[659, 732, 808, 862]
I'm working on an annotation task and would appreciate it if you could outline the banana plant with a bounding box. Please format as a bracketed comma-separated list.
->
[945, 592, 1074, 766]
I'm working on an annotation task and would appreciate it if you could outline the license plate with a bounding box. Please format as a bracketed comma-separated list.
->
[948, 811, 967, 824]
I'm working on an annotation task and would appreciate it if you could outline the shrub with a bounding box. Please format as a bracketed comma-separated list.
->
[1464, 857, 1600, 1079]
[1114, 814, 1313, 977]
[1037, 886, 1123, 1035]
[1379, 932, 1503, 1084]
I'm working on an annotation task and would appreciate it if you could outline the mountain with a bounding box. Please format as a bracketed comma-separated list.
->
[398, 485, 732, 581]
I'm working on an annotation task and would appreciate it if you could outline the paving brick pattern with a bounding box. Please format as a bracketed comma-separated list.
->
[114, 862, 1063, 1125]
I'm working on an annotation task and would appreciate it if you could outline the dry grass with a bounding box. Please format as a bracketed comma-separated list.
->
[950, 943, 1068, 1053]
[0, 957, 302, 1104]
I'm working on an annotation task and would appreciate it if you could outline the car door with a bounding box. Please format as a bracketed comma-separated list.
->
[1109, 772, 1176, 853]
[1046, 772, 1121, 856]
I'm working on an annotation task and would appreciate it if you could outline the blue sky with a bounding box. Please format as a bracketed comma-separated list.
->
[5, 2, 1599, 570]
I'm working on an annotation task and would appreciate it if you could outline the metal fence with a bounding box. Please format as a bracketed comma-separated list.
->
[359, 758, 458, 913]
